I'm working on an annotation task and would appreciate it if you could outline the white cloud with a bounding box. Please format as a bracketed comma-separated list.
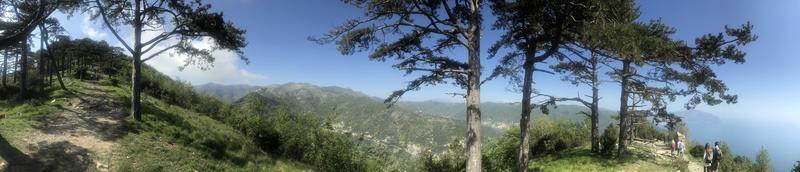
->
[239, 69, 268, 80]
[80, 17, 266, 85]
[143, 36, 266, 85]
[82, 15, 107, 40]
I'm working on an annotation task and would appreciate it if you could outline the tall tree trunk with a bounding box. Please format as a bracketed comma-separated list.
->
[18, 39, 28, 99]
[465, 1, 482, 171]
[51, 55, 65, 90]
[616, 60, 631, 158]
[13, 53, 18, 83]
[55, 50, 66, 90]
[590, 52, 600, 153]
[131, 0, 143, 121]
[517, 57, 534, 171]
[2, 50, 7, 87]
[39, 25, 46, 90]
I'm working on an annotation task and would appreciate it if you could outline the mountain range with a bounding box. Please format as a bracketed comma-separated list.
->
[194, 83, 721, 161]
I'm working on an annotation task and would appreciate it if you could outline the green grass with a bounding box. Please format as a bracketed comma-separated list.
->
[115, 92, 310, 171]
[0, 98, 62, 143]
[528, 146, 679, 172]
[1, 79, 311, 171]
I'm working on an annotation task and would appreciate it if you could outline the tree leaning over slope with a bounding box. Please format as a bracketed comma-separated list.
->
[91, 0, 247, 121]
[38, 18, 68, 90]
[312, 0, 485, 171]
[487, 0, 595, 170]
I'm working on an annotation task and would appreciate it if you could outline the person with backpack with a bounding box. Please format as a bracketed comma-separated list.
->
[711, 141, 723, 172]
[677, 140, 685, 160]
[703, 143, 713, 172]
[671, 139, 676, 157]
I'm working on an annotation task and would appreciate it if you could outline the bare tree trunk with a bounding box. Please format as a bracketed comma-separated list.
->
[465, 1, 482, 171]
[590, 53, 600, 153]
[18, 39, 28, 99]
[13, 51, 18, 83]
[51, 55, 65, 90]
[517, 58, 534, 172]
[2, 49, 7, 87]
[131, 0, 144, 122]
[39, 25, 46, 90]
[616, 60, 631, 158]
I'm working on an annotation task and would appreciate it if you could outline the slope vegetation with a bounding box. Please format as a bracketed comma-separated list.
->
[0, 79, 309, 171]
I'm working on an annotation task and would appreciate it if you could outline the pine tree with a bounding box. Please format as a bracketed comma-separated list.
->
[313, 0, 485, 170]
[91, 0, 247, 121]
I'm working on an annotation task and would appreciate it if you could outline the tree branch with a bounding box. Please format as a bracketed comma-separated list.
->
[95, 0, 134, 54]
[142, 45, 177, 62]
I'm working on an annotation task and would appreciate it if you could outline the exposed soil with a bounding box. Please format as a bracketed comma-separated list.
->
[1, 82, 127, 172]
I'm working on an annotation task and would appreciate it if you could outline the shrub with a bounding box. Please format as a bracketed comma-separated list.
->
[418, 139, 466, 172]
[483, 129, 519, 172]
[529, 117, 590, 157]
[600, 123, 618, 156]
[634, 123, 665, 141]
[690, 144, 704, 158]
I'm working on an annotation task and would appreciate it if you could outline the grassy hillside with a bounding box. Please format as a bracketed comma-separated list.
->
[0, 78, 310, 171]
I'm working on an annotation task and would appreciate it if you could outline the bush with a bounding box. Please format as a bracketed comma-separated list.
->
[732, 155, 755, 172]
[600, 123, 618, 156]
[529, 117, 590, 157]
[634, 123, 665, 141]
[483, 130, 519, 172]
[230, 103, 384, 171]
[418, 139, 466, 172]
[690, 144, 704, 158]
[479, 117, 590, 171]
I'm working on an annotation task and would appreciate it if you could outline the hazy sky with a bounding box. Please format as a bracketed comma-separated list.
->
[52, 0, 799, 121]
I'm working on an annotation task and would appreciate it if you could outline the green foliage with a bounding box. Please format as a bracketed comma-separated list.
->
[714, 142, 737, 172]
[418, 139, 467, 172]
[483, 129, 520, 172]
[480, 117, 590, 171]
[755, 146, 773, 172]
[529, 116, 590, 157]
[600, 123, 619, 156]
[731, 155, 756, 172]
[116, 97, 288, 171]
[792, 161, 800, 172]
[232, 96, 387, 171]
[632, 120, 666, 141]
[689, 144, 704, 158]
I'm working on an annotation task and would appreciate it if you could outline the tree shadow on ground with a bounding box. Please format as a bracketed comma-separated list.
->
[38, 106, 130, 141]
[0, 134, 41, 172]
[31, 86, 129, 141]
[1, 135, 97, 172]
[28, 141, 95, 172]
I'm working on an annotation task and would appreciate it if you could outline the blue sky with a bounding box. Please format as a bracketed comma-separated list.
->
[52, 0, 799, 121]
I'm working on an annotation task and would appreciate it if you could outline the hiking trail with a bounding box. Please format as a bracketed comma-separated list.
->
[1, 82, 127, 172]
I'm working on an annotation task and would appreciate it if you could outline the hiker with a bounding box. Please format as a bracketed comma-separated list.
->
[703, 143, 713, 172]
[671, 139, 676, 156]
[676, 139, 685, 160]
[711, 142, 723, 172]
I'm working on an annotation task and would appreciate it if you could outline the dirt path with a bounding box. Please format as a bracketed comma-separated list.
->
[646, 140, 704, 172]
[3, 82, 127, 172]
